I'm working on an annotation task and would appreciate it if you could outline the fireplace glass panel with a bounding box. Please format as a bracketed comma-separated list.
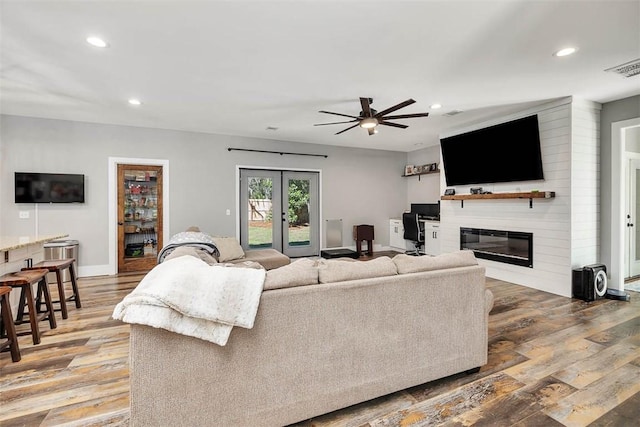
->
[460, 227, 533, 267]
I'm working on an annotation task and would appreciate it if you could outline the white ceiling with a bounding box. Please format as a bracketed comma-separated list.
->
[1, 0, 639, 152]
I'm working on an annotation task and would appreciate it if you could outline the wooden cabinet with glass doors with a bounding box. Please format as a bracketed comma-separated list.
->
[117, 164, 163, 273]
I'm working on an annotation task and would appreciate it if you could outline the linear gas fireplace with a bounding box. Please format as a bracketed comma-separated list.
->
[460, 227, 533, 268]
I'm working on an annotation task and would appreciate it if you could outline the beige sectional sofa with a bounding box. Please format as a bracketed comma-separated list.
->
[162, 233, 290, 270]
[128, 251, 493, 427]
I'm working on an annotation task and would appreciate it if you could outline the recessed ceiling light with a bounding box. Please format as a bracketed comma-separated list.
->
[128, 98, 142, 106]
[86, 36, 108, 48]
[554, 47, 578, 57]
[430, 103, 442, 109]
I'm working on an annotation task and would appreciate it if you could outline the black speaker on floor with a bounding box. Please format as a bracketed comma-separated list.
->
[572, 264, 608, 301]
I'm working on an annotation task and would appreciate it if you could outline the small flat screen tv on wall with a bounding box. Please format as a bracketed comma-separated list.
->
[15, 172, 85, 203]
[440, 115, 544, 186]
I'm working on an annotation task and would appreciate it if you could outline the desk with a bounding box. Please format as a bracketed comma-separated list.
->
[389, 219, 441, 255]
[1, 234, 68, 316]
[419, 220, 441, 256]
[389, 219, 407, 250]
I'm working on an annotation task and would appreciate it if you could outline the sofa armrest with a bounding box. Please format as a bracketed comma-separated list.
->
[485, 289, 494, 315]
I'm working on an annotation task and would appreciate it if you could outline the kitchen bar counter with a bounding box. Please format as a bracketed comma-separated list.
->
[1, 233, 68, 316]
[0, 234, 68, 252]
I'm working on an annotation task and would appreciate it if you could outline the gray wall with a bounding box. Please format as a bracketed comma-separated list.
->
[600, 95, 640, 278]
[1, 115, 408, 275]
[406, 145, 442, 207]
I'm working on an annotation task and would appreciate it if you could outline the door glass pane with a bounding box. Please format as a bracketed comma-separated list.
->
[287, 178, 310, 247]
[636, 172, 640, 261]
[123, 168, 159, 258]
[247, 177, 273, 249]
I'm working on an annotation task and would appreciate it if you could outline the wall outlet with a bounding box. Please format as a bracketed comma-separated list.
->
[19, 211, 30, 219]
[226, 209, 231, 216]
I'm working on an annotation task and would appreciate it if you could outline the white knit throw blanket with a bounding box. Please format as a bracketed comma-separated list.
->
[112, 255, 266, 346]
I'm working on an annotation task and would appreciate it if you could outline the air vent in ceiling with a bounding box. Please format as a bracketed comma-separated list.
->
[605, 58, 640, 78]
[444, 110, 463, 117]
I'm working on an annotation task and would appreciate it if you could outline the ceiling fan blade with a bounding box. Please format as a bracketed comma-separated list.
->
[360, 97, 372, 117]
[368, 128, 376, 136]
[382, 112, 430, 120]
[319, 110, 361, 120]
[314, 120, 358, 126]
[374, 99, 416, 118]
[379, 121, 409, 129]
[335, 124, 360, 135]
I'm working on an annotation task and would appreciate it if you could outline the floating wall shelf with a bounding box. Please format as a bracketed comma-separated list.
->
[441, 191, 555, 208]
[402, 170, 440, 181]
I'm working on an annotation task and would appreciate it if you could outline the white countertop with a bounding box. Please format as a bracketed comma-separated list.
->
[0, 234, 69, 252]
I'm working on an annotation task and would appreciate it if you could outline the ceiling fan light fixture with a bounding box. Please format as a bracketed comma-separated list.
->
[360, 117, 378, 129]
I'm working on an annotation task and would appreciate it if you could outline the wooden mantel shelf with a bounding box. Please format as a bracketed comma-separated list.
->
[441, 191, 555, 208]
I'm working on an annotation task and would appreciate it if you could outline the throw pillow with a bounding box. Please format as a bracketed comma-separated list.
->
[392, 250, 477, 274]
[318, 256, 397, 284]
[263, 258, 319, 290]
[213, 237, 245, 262]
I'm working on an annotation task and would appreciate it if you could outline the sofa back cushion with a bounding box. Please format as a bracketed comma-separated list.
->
[318, 256, 397, 284]
[393, 250, 477, 274]
[264, 258, 319, 290]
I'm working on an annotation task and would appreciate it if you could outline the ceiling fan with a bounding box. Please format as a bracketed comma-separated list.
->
[314, 97, 429, 136]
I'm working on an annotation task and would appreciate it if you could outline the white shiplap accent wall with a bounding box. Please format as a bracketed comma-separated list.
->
[439, 97, 600, 297]
[570, 101, 601, 268]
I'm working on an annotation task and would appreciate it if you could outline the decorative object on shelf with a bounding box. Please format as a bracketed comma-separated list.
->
[470, 187, 483, 194]
[402, 166, 440, 181]
[124, 225, 138, 234]
[444, 188, 455, 196]
[429, 163, 438, 171]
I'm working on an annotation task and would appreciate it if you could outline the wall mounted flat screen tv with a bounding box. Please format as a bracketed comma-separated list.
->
[440, 115, 544, 186]
[15, 172, 85, 203]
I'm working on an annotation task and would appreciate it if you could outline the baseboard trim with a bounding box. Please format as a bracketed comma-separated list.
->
[78, 264, 112, 278]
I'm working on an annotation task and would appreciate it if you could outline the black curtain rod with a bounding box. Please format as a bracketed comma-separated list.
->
[227, 147, 328, 158]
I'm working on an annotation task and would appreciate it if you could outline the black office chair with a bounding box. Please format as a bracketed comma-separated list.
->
[402, 212, 425, 256]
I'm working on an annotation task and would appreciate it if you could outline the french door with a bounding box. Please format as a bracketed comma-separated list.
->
[625, 158, 640, 278]
[239, 169, 319, 258]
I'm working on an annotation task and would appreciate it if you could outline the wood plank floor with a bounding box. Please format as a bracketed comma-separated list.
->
[1, 266, 639, 426]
